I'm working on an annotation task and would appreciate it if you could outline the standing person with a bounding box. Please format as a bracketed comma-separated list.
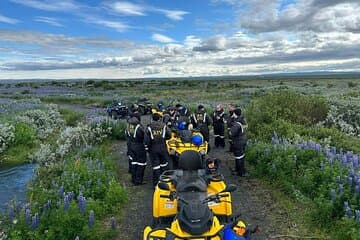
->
[212, 104, 226, 148]
[125, 115, 147, 185]
[190, 105, 212, 151]
[226, 103, 236, 152]
[229, 108, 248, 177]
[144, 113, 172, 187]
[163, 105, 178, 129]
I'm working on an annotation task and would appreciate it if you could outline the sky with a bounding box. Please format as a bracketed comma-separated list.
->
[0, 0, 359, 79]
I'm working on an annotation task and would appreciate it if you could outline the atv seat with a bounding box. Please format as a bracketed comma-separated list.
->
[178, 150, 202, 171]
[176, 172, 208, 192]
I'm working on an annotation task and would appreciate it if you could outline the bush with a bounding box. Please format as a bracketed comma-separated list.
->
[13, 122, 36, 146]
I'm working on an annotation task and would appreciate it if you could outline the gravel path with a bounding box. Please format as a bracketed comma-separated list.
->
[110, 117, 298, 240]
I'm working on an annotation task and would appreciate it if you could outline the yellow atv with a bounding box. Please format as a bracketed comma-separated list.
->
[166, 130, 208, 168]
[145, 183, 259, 240]
[152, 151, 232, 226]
[151, 108, 165, 117]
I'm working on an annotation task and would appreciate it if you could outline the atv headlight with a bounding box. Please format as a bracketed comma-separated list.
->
[200, 149, 206, 155]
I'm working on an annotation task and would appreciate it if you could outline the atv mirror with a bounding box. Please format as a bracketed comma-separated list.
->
[158, 182, 170, 191]
[222, 184, 237, 193]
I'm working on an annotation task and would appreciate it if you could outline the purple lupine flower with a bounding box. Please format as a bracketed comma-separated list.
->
[345, 207, 352, 218]
[341, 155, 347, 165]
[353, 155, 359, 167]
[31, 213, 39, 230]
[339, 184, 344, 194]
[346, 151, 353, 160]
[339, 148, 343, 155]
[315, 144, 321, 152]
[308, 140, 315, 149]
[330, 189, 336, 202]
[355, 185, 360, 195]
[328, 154, 334, 164]
[78, 194, 86, 214]
[68, 191, 74, 201]
[25, 208, 31, 225]
[8, 208, 15, 219]
[64, 195, 69, 212]
[57, 183, 64, 196]
[111, 217, 116, 230]
[349, 168, 355, 178]
[88, 210, 95, 228]
[331, 146, 336, 154]
[301, 141, 307, 149]
[355, 210, 360, 222]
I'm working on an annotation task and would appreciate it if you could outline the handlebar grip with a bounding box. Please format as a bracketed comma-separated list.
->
[219, 193, 229, 198]
[160, 195, 170, 198]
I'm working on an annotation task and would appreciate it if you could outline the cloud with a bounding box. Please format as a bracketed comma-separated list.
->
[0, 13, 20, 24]
[193, 35, 227, 52]
[104, 1, 146, 16]
[154, 9, 188, 21]
[237, 0, 360, 33]
[87, 18, 130, 32]
[152, 33, 175, 43]
[10, 0, 80, 12]
[143, 66, 161, 75]
[104, 1, 188, 21]
[34, 16, 63, 27]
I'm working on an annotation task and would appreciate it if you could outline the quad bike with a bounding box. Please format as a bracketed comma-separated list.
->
[144, 183, 259, 240]
[153, 151, 232, 226]
[137, 98, 153, 115]
[166, 130, 208, 166]
[106, 101, 128, 119]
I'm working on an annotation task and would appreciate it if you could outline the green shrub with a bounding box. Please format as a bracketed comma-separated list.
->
[59, 108, 84, 127]
[13, 122, 36, 146]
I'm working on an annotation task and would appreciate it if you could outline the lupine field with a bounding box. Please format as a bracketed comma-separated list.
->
[0, 76, 359, 239]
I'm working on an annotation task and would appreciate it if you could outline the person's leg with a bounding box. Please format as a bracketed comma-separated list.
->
[150, 152, 161, 187]
[134, 147, 147, 184]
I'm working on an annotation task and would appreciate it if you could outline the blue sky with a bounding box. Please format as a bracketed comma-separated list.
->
[0, 0, 359, 79]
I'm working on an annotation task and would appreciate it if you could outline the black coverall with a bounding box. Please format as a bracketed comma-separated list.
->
[212, 110, 226, 148]
[126, 117, 147, 185]
[190, 111, 212, 143]
[229, 117, 247, 176]
[144, 121, 171, 186]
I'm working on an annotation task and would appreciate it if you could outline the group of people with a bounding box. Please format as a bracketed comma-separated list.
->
[125, 102, 248, 187]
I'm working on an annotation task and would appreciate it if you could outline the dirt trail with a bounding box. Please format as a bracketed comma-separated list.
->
[109, 116, 297, 240]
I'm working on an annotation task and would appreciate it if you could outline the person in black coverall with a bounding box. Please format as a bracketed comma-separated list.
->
[229, 108, 248, 177]
[212, 104, 226, 148]
[125, 115, 147, 185]
[190, 105, 212, 151]
[144, 113, 172, 187]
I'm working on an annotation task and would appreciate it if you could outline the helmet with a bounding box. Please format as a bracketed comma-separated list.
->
[178, 121, 187, 130]
[178, 106, 187, 116]
[191, 134, 203, 146]
[205, 157, 219, 174]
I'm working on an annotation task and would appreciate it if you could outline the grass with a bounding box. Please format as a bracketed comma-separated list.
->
[59, 107, 84, 126]
[0, 144, 38, 168]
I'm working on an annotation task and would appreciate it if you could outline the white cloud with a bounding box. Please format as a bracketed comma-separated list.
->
[10, 0, 80, 12]
[0, 13, 20, 24]
[152, 33, 175, 43]
[105, 1, 146, 16]
[34, 16, 63, 27]
[154, 9, 188, 21]
[143, 66, 161, 75]
[89, 18, 129, 32]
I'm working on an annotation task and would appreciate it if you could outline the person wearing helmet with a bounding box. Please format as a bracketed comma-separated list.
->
[163, 105, 178, 129]
[129, 103, 141, 121]
[125, 115, 147, 185]
[144, 113, 172, 187]
[190, 104, 212, 152]
[205, 157, 219, 175]
[175, 105, 190, 131]
[229, 108, 248, 177]
[213, 104, 226, 148]
[226, 103, 236, 152]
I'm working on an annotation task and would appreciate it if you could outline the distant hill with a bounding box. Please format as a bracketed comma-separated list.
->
[0, 71, 359, 83]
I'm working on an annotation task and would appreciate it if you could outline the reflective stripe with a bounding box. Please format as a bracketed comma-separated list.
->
[148, 126, 154, 140]
[192, 114, 197, 124]
[203, 113, 207, 123]
[134, 124, 140, 138]
[128, 155, 133, 160]
[235, 122, 244, 134]
[214, 134, 219, 137]
[131, 161, 147, 166]
[235, 154, 245, 159]
[160, 162, 168, 167]
[153, 165, 161, 170]
[219, 135, 225, 138]
[162, 125, 166, 138]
